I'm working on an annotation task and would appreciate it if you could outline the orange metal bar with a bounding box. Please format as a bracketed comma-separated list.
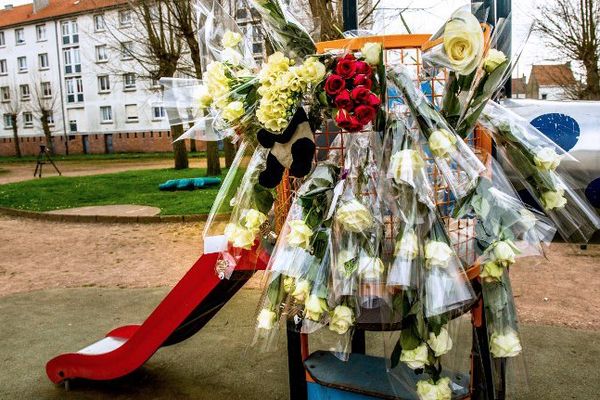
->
[315, 34, 432, 53]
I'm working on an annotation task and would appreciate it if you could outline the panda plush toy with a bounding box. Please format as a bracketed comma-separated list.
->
[257, 108, 315, 188]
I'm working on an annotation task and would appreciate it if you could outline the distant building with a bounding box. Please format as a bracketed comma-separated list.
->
[511, 76, 527, 99]
[527, 63, 578, 100]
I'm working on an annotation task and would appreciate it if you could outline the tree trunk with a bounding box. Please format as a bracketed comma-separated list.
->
[308, 0, 343, 41]
[583, 56, 600, 100]
[190, 139, 197, 152]
[41, 109, 54, 155]
[171, 124, 189, 169]
[206, 141, 221, 176]
[223, 138, 235, 168]
[10, 114, 21, 158]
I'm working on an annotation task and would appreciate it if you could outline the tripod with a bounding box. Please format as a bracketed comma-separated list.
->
[34, 145, 61, 178]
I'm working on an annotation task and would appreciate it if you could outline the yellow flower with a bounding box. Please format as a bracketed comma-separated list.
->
[483, 49, 507, 73]
[222, 101, 245, 122]
[390, 149, 425, 184]
[541, 189, 567, 210]
[400, 343, 430, 370]
[196, 85, 212, 109]
[490, 329, 522, 358]
[221, 30, 242, 49]
[329, 305, 354, 334]
[335, 199, 373, 233]
[256, 308, 277, 330]
[427, 326, 453, 357]
[242, 209, 267, 233]
[224, 223, 255, 250]
[424, 240, 454, 268]
[283, 276, 295, 293]
[287, 220, 313, 249]
[533, 147, 561, 171]
[300, 57, 326, 83]
[291, 279, 311, 303]
[490, 240, 518, 267]
[361, 42, 382, 65]
[428, 129, 457, 158]
[304, 295, 328, 321]
[416, 377, 452, 400]
[443, 9, 484, 75]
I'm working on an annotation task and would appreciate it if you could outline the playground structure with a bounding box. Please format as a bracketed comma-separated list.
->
[46, 34, 502, 399]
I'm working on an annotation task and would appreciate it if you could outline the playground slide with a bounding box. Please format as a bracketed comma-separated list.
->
[46, 250, 268, 384]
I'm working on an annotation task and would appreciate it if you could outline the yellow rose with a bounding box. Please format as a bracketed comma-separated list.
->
[490, 329, 522, 358]
[196, 85, 213, 109]
[490, 240, 518, 267]
[361, 42, 382, 65]
[400, 342, 430, 370]
[483, 49, 507, 73]
[224, 223, 255, 250]
[291, 279, 311, 303]
[533, 147, 561, 171]
[394, 230, 419, 260]
[221, 30, 242, 48]
[304, 294, 328, 321]
[480, 261, 504, 282]
[443, 9, 484, 75]
[300, 57, 326, 83]
[424, 240, 454, 268]
[283, 276, 295, 293]
[428, 129, 457, 158]
[427, 325, 453, 357]
[242, 209, 267, 233]
[222, 101, 245, 122]
[329, 305, 354, 334]
[390, 149, 425, 184]
[416, 377, 452, 400]
[541, 189, 567, 210]
[256, 308, 277, 330]
[335, 199, 373, 233]
[287, 220, 313, 249]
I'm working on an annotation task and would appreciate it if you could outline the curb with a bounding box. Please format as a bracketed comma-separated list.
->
[0, 206, 228, 224]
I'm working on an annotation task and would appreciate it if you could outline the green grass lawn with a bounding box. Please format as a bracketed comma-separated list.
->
[0, 151, 223, 164]
[0, 168, 230, 215]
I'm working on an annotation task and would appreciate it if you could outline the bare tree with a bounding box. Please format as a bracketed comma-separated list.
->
[535, 0, 600, 100]
[0, 85, 23, 157]
[30, 79, 60, 155]
[305, 0, 381, 41]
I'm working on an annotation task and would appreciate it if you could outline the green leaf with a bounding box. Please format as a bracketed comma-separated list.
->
[390, 339, 402, 369]
[267, 274, 282, 307]
[253, 184, 274, 214]
[400, 327, 420, 351]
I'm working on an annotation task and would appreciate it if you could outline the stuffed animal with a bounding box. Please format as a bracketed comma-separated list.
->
[257, 108, 315, 188]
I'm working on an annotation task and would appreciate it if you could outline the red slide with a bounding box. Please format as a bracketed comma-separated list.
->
[46, 249, 268, 384]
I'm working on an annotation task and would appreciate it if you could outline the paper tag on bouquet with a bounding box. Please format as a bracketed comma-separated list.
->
[325, 179, 346, 221]
[204, 235, 228, 254]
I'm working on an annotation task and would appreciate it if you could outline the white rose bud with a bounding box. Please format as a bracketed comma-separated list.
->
[224, 223, 255, 250]
[533, 147, 561, 171]
[242, 209, 267, 233]
[358, 256, 385, 280]
[519, 208, 537, 231]
[541, 189, 567, 210]
[394, 230, 420, 260]
[400, 342, 430, 370]
[256, 308, 277, 330]
[329, 305, 354, 335]
[361, 42, 382, 65]
[491, 240, 517, 267]
[291, 279, 311, 303]
[287, 220, 313, 249]
[335, 199, 374, 233]
[443, 9, 485, 75]
[424, 240, 454, 268]
[416, 377, 452, 400]
[490, 329, 522, 358]
[221, 30, 242, 49]
[483, 49, 507, 73]
[221, 47, 243, 66]
[428, 129, 457, 158]
[427, 325, 453, 357]
[480, 261, 504, 282]
[304, 294, 328, 321]
[390, 149, 425, 184]
[222, 100, 245, 122]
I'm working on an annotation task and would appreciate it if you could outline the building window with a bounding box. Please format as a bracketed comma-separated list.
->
[15, 28, 25, 45]
[100, 106, 113, 123]
[17, 56, 27, 72]
[120, 41, 133, 60]
[252, 43, 263, 54]
[63, 48, 81, 74]
[95, 45, 108, 62]
[98, 75, 110, 92]
[119, 10, 132, 26]
[38, 53, 49, 69]
[152, 106, 166, 120]
[23, 112, 33, 127]
[3, 114, 13, 129]
[1, 86, 9, 102]
[236, 9, 248, 19]
[36, 24, 46, 41]
[541, 94, 548, 100]
[41, 82, 52, 97]
[47, 111, 55, 125]
[65, 77, 84, 103]
[123, 73, 136, 90]
[0, 31, 5, 47]
[19, 84, 30, 100]
[125, 104, 138, 122]
[61, 20, 78, 45]
[93, 14, 105, 31]
[69, 120, 77, 132]
[0, 59, 6, 75]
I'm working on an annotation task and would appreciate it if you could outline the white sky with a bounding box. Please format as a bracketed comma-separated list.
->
[0, 0, 561, 78]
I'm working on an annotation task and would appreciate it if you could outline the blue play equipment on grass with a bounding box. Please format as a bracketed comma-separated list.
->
[159, 177, 221, 191]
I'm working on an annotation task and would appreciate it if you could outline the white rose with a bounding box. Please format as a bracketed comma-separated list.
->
[443, 9, 484, 75]
[329, 305, 354, 334]
[335, 199, 373, 233]
[533, 147, 561, 171]
[304, 294, 328, 321]
[222, 100, 245, 122]
[541, 189, 567, 210]
[424, 240, 454, 268]
[519, 208, 538, 231]
[416, 377, 452, 400]
[224, 223, 255, 250]
[361, 42, 382, 65]
[283, 275, 295, 293]
[196, 85, 213, 109]
[291, 279, 311, 303]
[490, 240, 517, 267]
[301, 57, 326, 83]
[483, 49, 507, 73]
[221, 30, 242, 48]
[400, 343, 430, 370]
[358, 256, 385, 281]
[394, 230, 420, 260]
[390, 149, 425, 184]
[490, 329, 522, 358]
[480, 261, 504, 282]
[428, 129, 457, 158]
[256, 308, 277, 330]
[221, 47, 243, 66]
[427, 325, 453, 357]
[242, 209, 267, 233]
[287, 220, 313, 249]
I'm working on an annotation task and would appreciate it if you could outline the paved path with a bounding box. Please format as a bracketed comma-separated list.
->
[46, 205, 161, 217]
